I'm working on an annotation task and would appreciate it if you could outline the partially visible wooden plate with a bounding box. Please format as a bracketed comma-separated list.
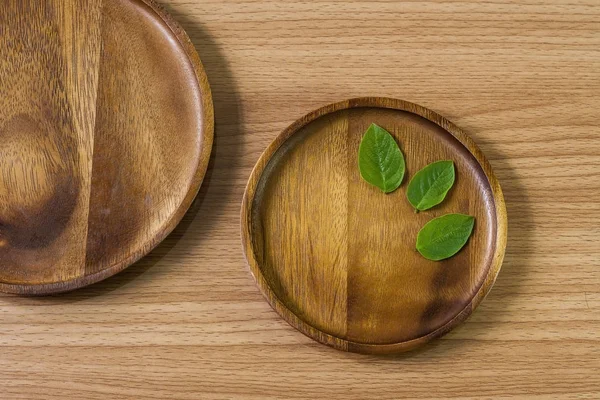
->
[0, 0, 213, 295]
[241, 98, 507, 354]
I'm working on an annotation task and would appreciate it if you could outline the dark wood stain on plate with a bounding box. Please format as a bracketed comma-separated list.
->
[241, 97, 507, 354]
[0, 0, 214, 295]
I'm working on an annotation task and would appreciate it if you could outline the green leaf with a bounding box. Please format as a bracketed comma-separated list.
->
[416, 214, 475, 261]
[358, 123, 405, 193]
[407, 160, 455, 211]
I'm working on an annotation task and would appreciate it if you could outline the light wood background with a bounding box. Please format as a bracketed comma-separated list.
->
[1, 0, 599, 398]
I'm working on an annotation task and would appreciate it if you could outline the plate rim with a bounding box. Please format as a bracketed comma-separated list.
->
[241, 97, 507, 354]
[0, 0, 214, 295]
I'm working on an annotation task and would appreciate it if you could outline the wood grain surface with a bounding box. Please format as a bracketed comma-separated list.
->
[1, 0, 599, 397]
[242, 98, 507, 354]
[0, 0, 213, 294]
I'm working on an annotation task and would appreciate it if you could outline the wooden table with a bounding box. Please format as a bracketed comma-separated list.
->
[1, 0, 598, 398]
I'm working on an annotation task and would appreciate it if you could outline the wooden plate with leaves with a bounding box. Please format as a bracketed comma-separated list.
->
[0, 0, 213, 295]
[241, 98, 507, 354]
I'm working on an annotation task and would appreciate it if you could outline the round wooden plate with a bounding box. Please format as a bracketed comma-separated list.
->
[242, 98, 507, 354]
[0, 0, 213, 295]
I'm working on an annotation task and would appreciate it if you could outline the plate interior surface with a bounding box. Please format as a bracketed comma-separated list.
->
[0, 0, 213, 294]
[243, 98, 506, 353]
